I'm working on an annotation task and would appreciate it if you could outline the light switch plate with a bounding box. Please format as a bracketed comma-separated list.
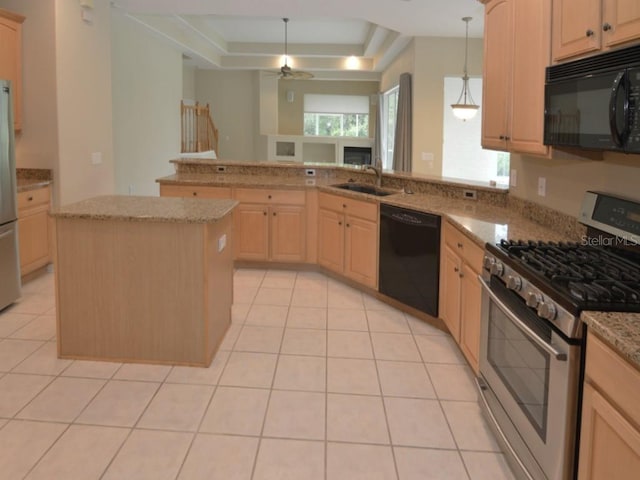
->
[510, 169, 517, 187]
[538, 177, 546, 197]
[218, 234, 227, 252]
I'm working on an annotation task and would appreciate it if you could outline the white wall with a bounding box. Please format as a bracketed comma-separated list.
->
[111, 11, 182, 196]
[0, 0, 59, 196]
[195, 69, 257, 161]
[54, 0, 114, 205]
[183, 64, 196, 101]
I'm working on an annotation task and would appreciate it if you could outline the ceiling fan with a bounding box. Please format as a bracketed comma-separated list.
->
[276, 18, 314, 80]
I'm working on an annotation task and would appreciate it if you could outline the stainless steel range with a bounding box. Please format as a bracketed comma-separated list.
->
[477, 191, 640, 480]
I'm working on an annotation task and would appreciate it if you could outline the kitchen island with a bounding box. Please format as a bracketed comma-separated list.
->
[51, 195, 237, 367]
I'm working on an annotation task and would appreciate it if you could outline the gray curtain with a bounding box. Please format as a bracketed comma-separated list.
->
[392, 72, 412, 172]
[372, 93, 383, 168]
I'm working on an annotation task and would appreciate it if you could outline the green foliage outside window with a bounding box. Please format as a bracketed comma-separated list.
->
[304, 113, 369, 137]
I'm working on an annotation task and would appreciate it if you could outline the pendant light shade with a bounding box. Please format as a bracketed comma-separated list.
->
[451, 17, 479, 121]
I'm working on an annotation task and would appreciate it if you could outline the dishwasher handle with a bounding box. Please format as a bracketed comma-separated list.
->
[380, 205, 440, 228]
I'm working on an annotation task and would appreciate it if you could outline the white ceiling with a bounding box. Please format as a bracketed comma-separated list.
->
[112, 0, 485, 79]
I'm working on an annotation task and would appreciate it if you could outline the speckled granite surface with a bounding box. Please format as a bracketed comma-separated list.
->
[16, 168, 52, 192]
[582, 312, 640, 370]
[51, 195, 238, 224]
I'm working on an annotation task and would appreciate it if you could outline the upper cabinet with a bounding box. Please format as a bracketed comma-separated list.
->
[481, 0, 551, 156]
[553, 0, 640, 62]
[0, 9, 25, 131]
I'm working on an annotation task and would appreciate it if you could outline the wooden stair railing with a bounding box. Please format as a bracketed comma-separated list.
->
[181, 101, 219, 154]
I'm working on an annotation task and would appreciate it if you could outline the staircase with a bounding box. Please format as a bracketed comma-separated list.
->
[181, 100, 219, 155]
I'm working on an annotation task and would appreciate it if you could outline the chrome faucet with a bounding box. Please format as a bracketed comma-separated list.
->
[363, 164, 383, 187]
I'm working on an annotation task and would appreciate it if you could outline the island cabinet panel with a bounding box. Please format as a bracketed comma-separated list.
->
[578, 333, 640, 479]
[317, 192, 378, 289]
[160, 184, 232, 199]
[54, 214, 233, 366]
[438, 220, 483, 373]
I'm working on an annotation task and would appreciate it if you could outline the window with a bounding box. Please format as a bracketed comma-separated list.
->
[303, 94, 369, 137]
[442, 76, 509, 185]
[381, 86, 399, 170]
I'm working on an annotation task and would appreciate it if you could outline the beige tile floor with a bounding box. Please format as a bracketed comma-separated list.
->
[0, 268, 516, 480]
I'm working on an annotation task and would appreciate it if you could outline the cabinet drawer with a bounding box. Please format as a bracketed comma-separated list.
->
[234, 188, 305, 205]
[443, 220, 483, 271]
[318, 192, 377, 222]
[585, 333, 640, 428]
[18, 186, 51, 211]
[160, 184, 232, 199]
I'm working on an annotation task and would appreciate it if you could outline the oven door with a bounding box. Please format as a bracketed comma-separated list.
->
[478, 276, 581, 480]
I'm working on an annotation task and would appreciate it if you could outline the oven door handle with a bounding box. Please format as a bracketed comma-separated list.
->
[479, 277, 568, 362]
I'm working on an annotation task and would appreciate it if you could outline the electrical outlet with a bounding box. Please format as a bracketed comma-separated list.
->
[305, 169, 316, 177]
[305, 178, 316, 186]
[91, 152, 102, 165]
[463, 189, 477, 200]
[510, 169, 517, 187]
[538, 177, 546, 197]
[217, 166, 226, 172]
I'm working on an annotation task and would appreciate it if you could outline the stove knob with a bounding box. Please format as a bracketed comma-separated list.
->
[526, 292, 542, 308]
[506, 275, 523, 291]
[538, 302, 557, 321]
[490, 261, 505, 277]
[483, 255, 495, 270]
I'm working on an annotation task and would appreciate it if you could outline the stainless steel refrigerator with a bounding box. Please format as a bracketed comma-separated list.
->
[0, 79, 21, 310]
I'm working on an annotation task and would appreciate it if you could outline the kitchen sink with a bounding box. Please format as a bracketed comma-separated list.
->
[331, 183, 395, 196]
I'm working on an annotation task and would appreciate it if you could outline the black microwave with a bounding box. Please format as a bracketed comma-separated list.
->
[544, 44, 640, 153]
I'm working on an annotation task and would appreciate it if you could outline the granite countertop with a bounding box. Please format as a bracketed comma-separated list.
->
[17, 178, 52, 192]
[581, 312, 640, 369]
[158, 172, 336, 189]
[51, 195, 238, 224]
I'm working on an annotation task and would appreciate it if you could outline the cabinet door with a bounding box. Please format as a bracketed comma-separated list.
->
[234, 203, 269, 261]
[510, 0, 551, 156]
[270, 204, 306, 263]
[459, 263, 482, 374]
[344, 216, 377, 289]
[552, 0, 601, 61]
[317, 208, 344, 274]
[603, 0, 640, 48]
[578, 383, 640, 479]
[439, 244, 462, 341]
[0, 11, 24, 131]
[481, 0, 512, 151]
[18, 207, 50, 275]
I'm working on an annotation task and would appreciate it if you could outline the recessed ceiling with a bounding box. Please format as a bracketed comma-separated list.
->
[112, 0, 485, 79]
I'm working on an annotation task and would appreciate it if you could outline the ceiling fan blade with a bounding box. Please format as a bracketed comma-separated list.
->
[287, 70, 314, 80]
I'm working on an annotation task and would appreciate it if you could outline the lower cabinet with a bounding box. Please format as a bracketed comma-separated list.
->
[438, 220, 483, 373]
[17, 186, 51, 276]
[578, 333, 640, 479]
[233, 188, 307, 263]
[317, 192, 378, 289]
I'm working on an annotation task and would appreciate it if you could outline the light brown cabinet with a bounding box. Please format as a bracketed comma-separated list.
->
[317, 192, 378, 289]
[233, 188, 306, 263]
[553, 0, 640, 62]
[481, 0, 550, 156]
[438, 220, 483, 373]
[159, 184, 232, 199]
[17, 186, 51, 276]
[578, 333, 640, 479]
[0, 9, 24, 132]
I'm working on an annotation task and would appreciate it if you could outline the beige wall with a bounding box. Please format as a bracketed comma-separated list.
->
[54, 0, 114, 205]
[380, 41, 415, 93]
[111, 11, 182, 197]
[510, 151, 640, 216]
[195, 69, 257, 161]
[277, 80, 379, 137]
[0, 0, 59, 186]
[182, 64, 196, 100]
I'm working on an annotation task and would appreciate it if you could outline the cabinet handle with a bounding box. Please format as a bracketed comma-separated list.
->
[342, 204, 346, 208]
[457, 242, 463, 249]
[586, 29, 594, 37]
[338, 221, 342, 226]
[499, 135, 505, 140]
[263, 211, 267, 216]
[27, 196, 33, 201]
[192, 192, 197, 196]
[454, 267, 459, 273]
[504, 136, 510, 141]
[273, 212, 276, 216]
[346, 223, 350, 228]
[268, 195, 272, 199]
[602, 23, 612, 31]
[459, 272, 464, 278]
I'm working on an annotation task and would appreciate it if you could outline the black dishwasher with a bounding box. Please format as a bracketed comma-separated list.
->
[379, 204, 441, 317]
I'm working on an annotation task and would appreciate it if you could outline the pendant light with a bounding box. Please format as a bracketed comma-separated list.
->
[451, 17, 479, 121]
